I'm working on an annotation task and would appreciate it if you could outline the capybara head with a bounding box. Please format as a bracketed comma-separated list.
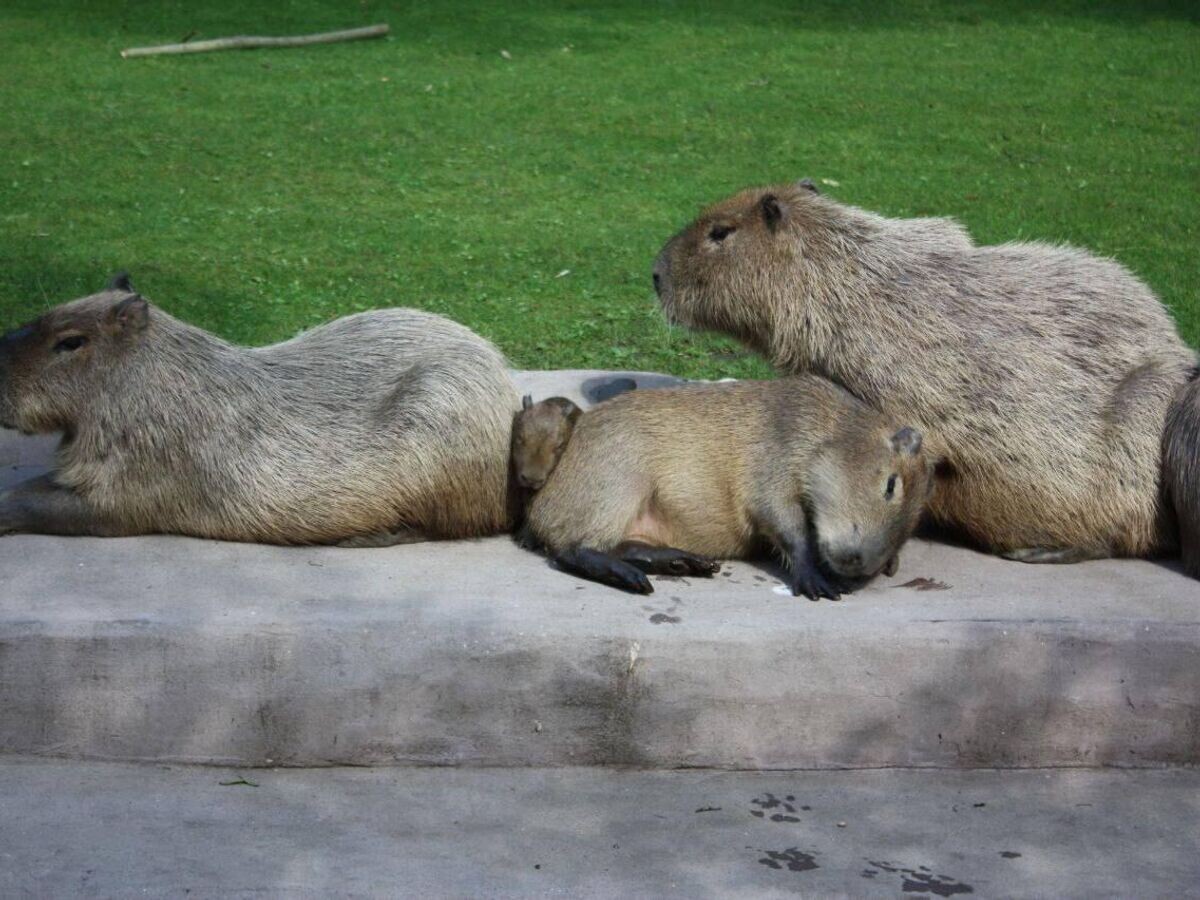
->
[511, 394, 582, 491]
[807, 425, 933, 580]
[652, 180, 832, 345]
[0, 274, 149, 434]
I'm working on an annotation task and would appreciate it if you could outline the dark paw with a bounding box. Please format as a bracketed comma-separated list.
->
[665, 553, 721, 578]
[619, 568, 655, 594]
[618, 544, 721, 578]
[790, 566, 841, 601]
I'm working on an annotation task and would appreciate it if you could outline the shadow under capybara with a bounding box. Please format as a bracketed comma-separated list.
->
[523, 376, 934, 598]
[0, 274, 520, 545]
[653, 181, 1200, 573]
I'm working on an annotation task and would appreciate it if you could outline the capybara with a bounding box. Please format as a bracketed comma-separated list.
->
[0, 274, 520, 545]
[654, 182, 1200, 572]
[523, 376, 934, 598]
[511, 394, 581, 492]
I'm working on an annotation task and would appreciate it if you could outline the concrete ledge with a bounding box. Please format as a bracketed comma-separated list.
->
[2, 758, 1198, 897]
[1, 371, 1198, 768]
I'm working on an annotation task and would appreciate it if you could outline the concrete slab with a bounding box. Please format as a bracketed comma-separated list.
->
[1, 371, 1198, 768]
[0, 758, 1196, 898]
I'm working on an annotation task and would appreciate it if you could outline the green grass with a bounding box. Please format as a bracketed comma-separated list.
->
[1, 1, 1196, 378]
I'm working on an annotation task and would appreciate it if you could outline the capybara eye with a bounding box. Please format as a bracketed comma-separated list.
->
[53, 335, 88, 353]
[885, 474, 897, 499]
[708, 224, 735, 243]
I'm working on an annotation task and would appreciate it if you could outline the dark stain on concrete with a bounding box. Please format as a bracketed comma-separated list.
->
[695, 806, 722, 813]
[750, 792, 803, 821]
[751, 792, 798, 813]
[898, 577, 952, 591]
[649, 613, 681, 625]
[758, 848, 819, 873]
[999, 851, 1022, 859]
[865, 860, 974, 896]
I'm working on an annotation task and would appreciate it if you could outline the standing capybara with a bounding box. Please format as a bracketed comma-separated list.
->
[0, 274, 520, 545]
[653, 181, 1200, 572]
[522, 376, 934, 598]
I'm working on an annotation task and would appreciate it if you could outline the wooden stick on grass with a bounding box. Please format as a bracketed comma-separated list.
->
[121, 24, 389, 59]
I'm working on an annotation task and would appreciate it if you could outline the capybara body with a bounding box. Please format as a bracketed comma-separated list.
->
[654, 183, 1199, 568]
[525, 376, 933, 597]
[0, 276, 520, 544]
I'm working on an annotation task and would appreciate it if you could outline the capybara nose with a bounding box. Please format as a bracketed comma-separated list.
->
[833, 550, 863, 572]
[652, 271, 662, 296]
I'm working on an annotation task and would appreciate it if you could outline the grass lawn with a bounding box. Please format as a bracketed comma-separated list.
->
[1, 1, 1196, 379]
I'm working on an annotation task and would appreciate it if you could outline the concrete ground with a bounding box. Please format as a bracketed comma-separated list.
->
[1, 758, 1196, 899]
[1, 371, 1198, 770]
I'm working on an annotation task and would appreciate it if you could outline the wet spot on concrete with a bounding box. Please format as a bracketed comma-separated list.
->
[758, 848, 819, 873]
[649, 613, 681, 625]
[866, 860, 973, 896]
[973, 802, 986, 808]
[999, 851, 1021, 859]
[898, 577, 952, 591]
[750, 792, 803, 821]
[695, 806, 722, 813]
[583, 376, 638, 404]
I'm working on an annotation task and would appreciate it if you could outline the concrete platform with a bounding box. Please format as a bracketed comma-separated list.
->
[1, 758, 1196, 898]
[1, 371, 1198, 769]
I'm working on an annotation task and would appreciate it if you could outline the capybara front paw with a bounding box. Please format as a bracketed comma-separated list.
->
[620, 568, 655, 594]
[671, 553, 721, 577]
[790, 565, 841, 601]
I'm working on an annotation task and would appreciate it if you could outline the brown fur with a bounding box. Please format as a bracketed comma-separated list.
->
[0, 277, 520, 545]
[525, 376, 933, 592]
[654, 183, 1199, 565]
[511, 394, 581, 492]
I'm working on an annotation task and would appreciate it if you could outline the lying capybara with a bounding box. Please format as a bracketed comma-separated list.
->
[0, 274, 519, 545]
[521, 376, 934, 598]
[654, 181, 1200, 573]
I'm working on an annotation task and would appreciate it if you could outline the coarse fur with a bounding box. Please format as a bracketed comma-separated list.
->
[525, 376, 933, 596]
[0, 277, 520, 544]
[654, 183, 1199, 566]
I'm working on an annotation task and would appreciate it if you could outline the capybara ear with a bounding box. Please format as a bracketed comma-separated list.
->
[797, 178, 820, 195]
[106, 271, 134, 293]
[109, 295, 149, 333]
[522, 394, 533, 411]
[891, 426, 923, 456]
[760, 194, 783, 232]
[883, 554, 899, 577]
[545, 396, 583, 423]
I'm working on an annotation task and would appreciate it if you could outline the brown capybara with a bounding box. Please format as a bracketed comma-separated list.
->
[653, 181, 1200, 573]
[0, 274, 520, 545]
[523, 376, 934, 598]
